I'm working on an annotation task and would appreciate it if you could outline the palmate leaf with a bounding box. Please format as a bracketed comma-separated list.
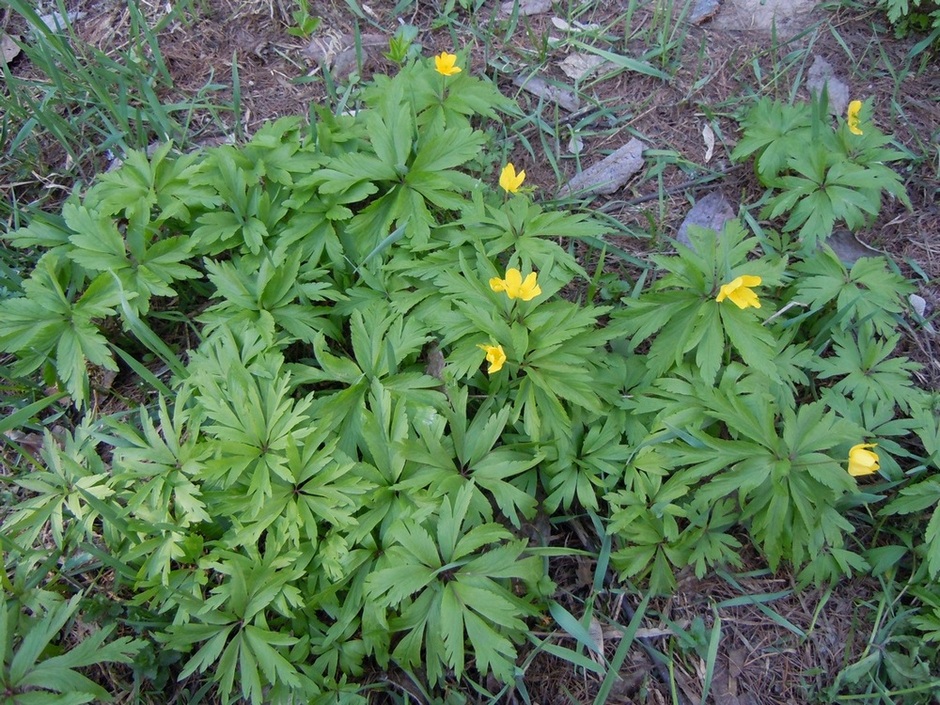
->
[107, 394, 211, 527]
[5, 425, 114, 548]
[811, 330, 921, 412]
[62, 202, 129, 272]
[89, 141, 221, 224]
[609, 512, 686, 595]
[781, 190, 837, 249]
[2, 593, 141, 704]
[683, 499, 744, 578]
[190, 149, 284, 256]
[0, 255, 120, 406]
[368, 484, 542, 684]
[344, 382, 443, 542]
[730, 98, 812, 180]
[239, 117, 324, 187]
[544, 414, 633, 513]
[171, 621, 306, 705]
[200, 255, 337, 345]
[792, 250, 913, 338]
[188, 333, 315, 499]
[443, 194, 593, 279]
[615, 222, 783, 384]
[404, 391, 523, 527]
[315, 102, 410, 194]
[228, 431, 372, 551]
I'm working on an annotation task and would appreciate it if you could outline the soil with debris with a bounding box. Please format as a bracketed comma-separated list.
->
[2, 0, 939, 702]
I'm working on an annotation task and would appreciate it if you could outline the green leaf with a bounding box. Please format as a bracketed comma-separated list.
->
[549, 601, 602, 655]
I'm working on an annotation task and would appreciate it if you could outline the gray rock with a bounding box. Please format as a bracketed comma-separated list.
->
[500, 0, 552, 15]
[559, 137, 646, 197]
[711, 0, 816, 36]
[689, 0, 722, 25]
[676, 192, 736, 248]
[826, 229, 883, 265]
[512, 75, 580, 112]
[37, 10, 86, 32]
[806, 55, 850, 116]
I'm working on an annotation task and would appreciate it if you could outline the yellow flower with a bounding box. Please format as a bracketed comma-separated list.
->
[489, 268, 542, 301]
[434, 52, 461, 76]
[847, 100, 863, 136]
[499, 163, 526, 193]
[848, 443, 880, 477]
[716, 275, 762, 309]
[478, 343, 506, 374]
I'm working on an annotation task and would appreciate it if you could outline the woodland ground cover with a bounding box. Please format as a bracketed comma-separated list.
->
[0, 0, 939, 703]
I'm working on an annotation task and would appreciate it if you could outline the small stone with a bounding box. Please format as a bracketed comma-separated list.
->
[559, 138, 646, 197]
[512, 75, 580, 112]
[908, 294, 935, 333]
[37, 10, 86, 31]
[559, 52, 609, 80]
[676, 192, 736, 248]
[1, 33, 21, 64]
[689, 0, 721, 25]
[806, 55, 850, 116]
[499, 0, 552, 16]
[550, 17, 601, 31]
[302, 32, 385, 79]
[826, 229, 883, 266]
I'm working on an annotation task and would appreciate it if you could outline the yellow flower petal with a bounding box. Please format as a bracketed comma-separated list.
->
[499, 163, 526, 193]
[518, 272, 542, 301]
[491, 268, 541, 301]
[716, 275, 762, 309]
[477, 344, 506, 374]
[847, 99, 863, 136]
[848, 443, 880, 477]
[434, 52, 462, 76]
[504, 268, 523, 295]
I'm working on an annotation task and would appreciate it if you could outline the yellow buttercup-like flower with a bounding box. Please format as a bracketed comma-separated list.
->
[499, 163, 526, 193]
[848, 443, 880, 477]
[489, 268, 542, 301]
[716, 275, 762, 310]
[847, 100, 863, 136]
[434, 52, 461, 76]
[478, 344, 506, 374]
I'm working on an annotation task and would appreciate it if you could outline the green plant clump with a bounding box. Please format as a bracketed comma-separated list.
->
[732, 95, 911, 251]
[1, 51, 938, 702]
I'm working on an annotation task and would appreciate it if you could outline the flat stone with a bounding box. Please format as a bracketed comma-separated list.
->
[910, 294, 927, 318]
[302, 33, 385, 80]
[1, 33, 21, 64]
[500, 0, 552, 15]
[559, 52, 609, 80]
[512, 75, 580, 112]
[711, 0, 815, 35]
[676, 192, 736, 248]
[558, 137, 646, 197]
[826, 229, 884, 265]
[38, 10, 85, 32]
[806, 55, 850, 116]
[689, 0, 722, 25]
